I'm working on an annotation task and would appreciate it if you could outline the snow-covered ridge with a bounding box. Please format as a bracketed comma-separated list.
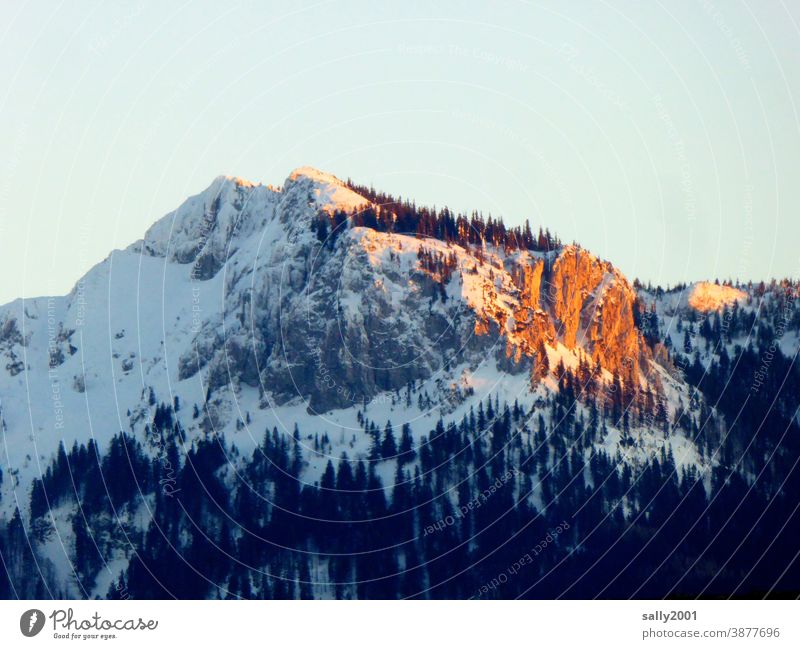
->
[127, 167, 370, 276]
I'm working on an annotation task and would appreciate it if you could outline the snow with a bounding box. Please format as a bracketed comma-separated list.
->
[286, 166, 368, 214]
[687, 282, 747, 312]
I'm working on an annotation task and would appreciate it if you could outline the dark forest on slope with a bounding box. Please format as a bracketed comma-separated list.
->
[338, 179, 562, 252]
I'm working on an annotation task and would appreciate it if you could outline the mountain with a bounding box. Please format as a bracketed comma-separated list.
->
[1, 167, 799, 599]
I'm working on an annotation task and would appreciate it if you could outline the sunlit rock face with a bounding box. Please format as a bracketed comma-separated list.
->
[264, 233, 649, 411]
[545, 246, 643, 378]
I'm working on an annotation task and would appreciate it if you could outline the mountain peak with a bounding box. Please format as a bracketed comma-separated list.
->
[284, 166, 369, 213]
[287, 165, 341, 184]
[212, 174, 260, 189]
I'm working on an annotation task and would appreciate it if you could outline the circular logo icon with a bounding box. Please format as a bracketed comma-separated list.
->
[20, 609, 45, 637]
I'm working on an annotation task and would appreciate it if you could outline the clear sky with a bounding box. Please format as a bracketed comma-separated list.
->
[1, 0, 798, 304]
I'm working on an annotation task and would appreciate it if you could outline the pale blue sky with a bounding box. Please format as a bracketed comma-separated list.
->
[1, 0, 798, 303]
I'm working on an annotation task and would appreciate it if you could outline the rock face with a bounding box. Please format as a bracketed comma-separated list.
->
[507, 257, 555, 371]
[511, 245, 643, 380]
[587, 278, 642, 377]
[547, 246, 642, 377]
[232, 232, 646, 411]
[549, 246, 605, 348]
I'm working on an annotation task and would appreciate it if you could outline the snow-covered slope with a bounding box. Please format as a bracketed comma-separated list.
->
[687, 282, 748, 312]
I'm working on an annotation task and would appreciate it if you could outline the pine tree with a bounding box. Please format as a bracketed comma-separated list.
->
[398, 423, 415, 464]
[381, 421, 397, 458]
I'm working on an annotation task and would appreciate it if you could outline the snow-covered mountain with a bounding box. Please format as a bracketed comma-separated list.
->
[0, 168, 693, 505]
[1, 167, 798, 599]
